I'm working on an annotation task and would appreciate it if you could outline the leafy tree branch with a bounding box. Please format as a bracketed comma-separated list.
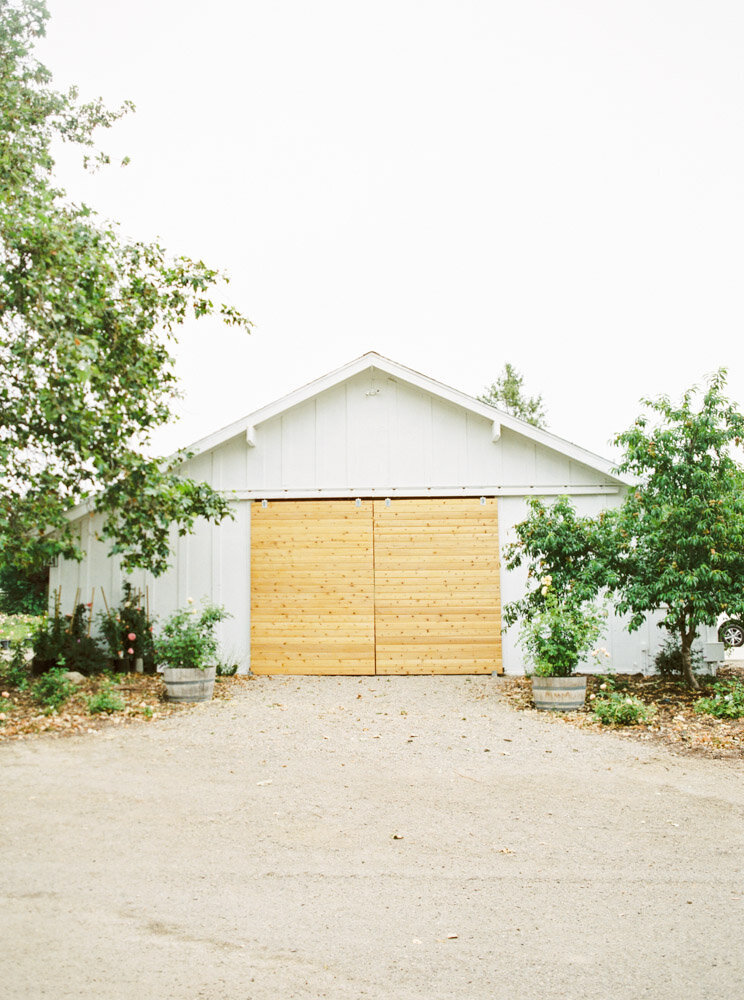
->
[0, 0, 251, 575]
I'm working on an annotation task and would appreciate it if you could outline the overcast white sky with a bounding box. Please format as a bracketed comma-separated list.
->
[39, 0, 744, 461]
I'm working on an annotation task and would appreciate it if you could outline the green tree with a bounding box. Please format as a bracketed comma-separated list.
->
[612, 371, 744, 690]
[0, 0, 251, 576]
[503, 371, 744, 690]
[478, 362, 547, 427]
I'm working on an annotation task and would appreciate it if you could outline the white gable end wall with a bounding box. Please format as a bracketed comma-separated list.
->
[201, 368, 621, 497]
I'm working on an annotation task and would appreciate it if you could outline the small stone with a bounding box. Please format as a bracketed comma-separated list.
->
[63, 671, 86, 684]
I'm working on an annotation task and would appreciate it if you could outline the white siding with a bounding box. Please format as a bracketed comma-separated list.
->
[218, 370, 615, 496]
[53, 364, 653, 674]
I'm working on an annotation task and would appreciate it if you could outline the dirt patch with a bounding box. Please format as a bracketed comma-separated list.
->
[497, 673, 744, 760]
[0, 671, 253, 741]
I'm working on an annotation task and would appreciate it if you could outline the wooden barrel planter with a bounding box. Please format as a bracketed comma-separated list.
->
[163, 666, 216, 703]
[532, 675, 587, 711]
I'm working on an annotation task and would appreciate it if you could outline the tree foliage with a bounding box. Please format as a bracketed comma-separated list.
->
[502, 496, 616, 628]
[479, 362, 547, 427]
[0, 0, 251, 576]
[503, 370, 744, 689]
[0, 559, 47, 614]
[611, 370, 744, 689]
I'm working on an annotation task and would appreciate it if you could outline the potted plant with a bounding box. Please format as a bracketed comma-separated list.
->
[155, 599, 230, 703]
[516, 577, 607, 710]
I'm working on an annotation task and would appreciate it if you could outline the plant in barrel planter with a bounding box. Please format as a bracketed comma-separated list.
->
[155, 600, 230, 703]
[516, 577, 607, 711]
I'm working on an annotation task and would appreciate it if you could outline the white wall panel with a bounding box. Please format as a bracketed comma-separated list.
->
[315, 382, 348, 486]
[281, 399, 317, 489]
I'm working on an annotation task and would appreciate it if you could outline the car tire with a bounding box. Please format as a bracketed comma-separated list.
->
[718, 619, 744, 648]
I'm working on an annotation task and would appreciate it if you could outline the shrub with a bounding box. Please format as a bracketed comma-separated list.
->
[216, 661, 238, 677]
[654, 637, 704, 679]
[154, 601, 230, 671]
[694, 680, 744, 719]
[33, 667, 77, 712]
[86, 682, 125, 715]
[516, 579, 607, 677]
[31, 603, 108, 676]
[98, 584, 156, 672]
[592, 691, 656, 727]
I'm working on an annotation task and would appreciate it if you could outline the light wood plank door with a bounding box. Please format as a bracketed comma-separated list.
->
[373, 498, 502, 675]
[250, 500, 375, 675]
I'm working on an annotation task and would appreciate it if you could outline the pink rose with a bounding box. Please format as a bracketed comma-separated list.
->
[128, 632, 136, 641]
[127, 647, 134, 655]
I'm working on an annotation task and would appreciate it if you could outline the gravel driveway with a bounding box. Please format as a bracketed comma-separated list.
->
[2, 676, 743, 1000]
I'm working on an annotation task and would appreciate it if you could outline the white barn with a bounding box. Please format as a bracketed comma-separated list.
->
[51, 352, 662, 675]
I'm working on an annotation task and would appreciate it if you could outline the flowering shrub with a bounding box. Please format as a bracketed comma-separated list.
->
[98, 583, 156, 672]
[154, 600, 230, 671]
[516, 577, 607, 677]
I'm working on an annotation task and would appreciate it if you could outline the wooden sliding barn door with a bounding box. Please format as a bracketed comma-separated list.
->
[372, 497, 502, 675]
[250, 500, 375, 675]
[250, 497, 502, 675]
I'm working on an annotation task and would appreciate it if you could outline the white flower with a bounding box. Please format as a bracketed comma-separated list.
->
[187, 597, 194, 604]
[540, 586, 548, 596]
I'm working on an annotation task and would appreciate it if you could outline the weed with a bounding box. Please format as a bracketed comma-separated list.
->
[592, 691, 656, 727]
[86, 683, 125, 715]
[216, 661, 238, 677]
[33, 668, 77, 712]
[694, 679, 744, 720]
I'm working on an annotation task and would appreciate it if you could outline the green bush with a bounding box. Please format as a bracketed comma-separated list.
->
[654, 637, 704, 679]
[154, 601, 230, 671]
[216, 661, 238, 677]
[31, 604, 108, 676]
[592, 691, 656, 727]
[86, 682, 125, 715]
[516, 581, 607, 677]
[33, 667, 77, 712]
[694, 680, 744, 719]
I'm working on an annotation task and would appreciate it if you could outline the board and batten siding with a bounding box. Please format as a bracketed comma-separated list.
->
[174, 370, 616, 495]
[50, 365, 628, 674]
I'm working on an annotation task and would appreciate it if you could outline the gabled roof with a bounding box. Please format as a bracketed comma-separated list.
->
[186, 350, 626, 483]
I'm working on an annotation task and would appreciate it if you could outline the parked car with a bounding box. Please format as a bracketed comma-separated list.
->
[718, 619, 744, 648]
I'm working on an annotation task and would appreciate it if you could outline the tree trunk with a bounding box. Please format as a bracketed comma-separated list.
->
[680, 628, 700, 691]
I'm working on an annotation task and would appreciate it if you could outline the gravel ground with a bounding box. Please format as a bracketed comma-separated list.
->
[2, 675, 743, 1000]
